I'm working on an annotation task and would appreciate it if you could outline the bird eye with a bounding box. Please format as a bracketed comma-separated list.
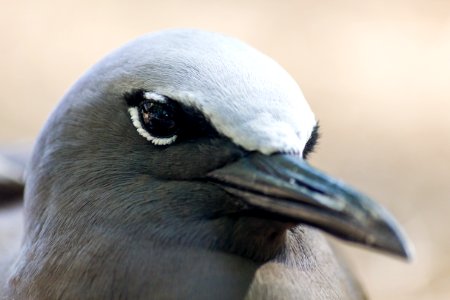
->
[139, 100, 179, 137]
[125, 90, 180, 145]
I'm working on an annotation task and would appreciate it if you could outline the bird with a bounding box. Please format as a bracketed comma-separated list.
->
[0, 29, 412, 299]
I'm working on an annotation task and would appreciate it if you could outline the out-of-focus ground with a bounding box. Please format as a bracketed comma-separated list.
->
[1, 0, 449, 299]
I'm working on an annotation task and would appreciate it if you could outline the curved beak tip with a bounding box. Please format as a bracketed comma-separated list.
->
[369, 234, 414, 261]
[400, 243, 415, 262]
[376, 225, 415, 261]
[361, 206, 415, 261]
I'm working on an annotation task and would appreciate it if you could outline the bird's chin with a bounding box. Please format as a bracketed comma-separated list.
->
[212, 209, 299, 262]
[232, 209, 299, 231]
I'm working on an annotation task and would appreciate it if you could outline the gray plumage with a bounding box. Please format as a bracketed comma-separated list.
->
[1, 29, 410, 299]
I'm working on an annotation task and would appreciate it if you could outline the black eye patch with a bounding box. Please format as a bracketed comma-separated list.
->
[124, 89, 219, 145]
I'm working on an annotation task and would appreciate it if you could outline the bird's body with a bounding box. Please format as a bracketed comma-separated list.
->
[5, 224, 364, 299]
[1, 29, 410, 299]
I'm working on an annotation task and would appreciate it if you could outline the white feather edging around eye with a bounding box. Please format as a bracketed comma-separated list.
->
[128, 107, 177, 146]
[143, 91, 167, 103]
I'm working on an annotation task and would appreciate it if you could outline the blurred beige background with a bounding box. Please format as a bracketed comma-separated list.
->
[1, 0, 449, 299]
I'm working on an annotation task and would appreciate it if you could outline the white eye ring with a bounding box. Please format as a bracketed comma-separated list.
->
[128, 107, 177, 146]
[143, 91, 166, 103]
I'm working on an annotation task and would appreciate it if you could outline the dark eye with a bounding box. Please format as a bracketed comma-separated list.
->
[125, 90, 181, 145]
[139, 100, 179, 138]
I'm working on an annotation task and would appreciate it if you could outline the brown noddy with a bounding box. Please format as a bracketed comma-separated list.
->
[1, 29, 412, 299]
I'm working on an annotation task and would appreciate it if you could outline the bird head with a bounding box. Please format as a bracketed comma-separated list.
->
[24, 29, 412, 262]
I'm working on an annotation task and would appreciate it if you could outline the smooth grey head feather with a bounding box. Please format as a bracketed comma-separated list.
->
[62, 29, 316, 154]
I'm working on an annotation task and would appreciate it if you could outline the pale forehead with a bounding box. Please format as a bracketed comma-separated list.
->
[99, 29, 316, 154]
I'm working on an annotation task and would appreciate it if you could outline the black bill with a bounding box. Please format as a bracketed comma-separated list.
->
[207, 153, 413, 260]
